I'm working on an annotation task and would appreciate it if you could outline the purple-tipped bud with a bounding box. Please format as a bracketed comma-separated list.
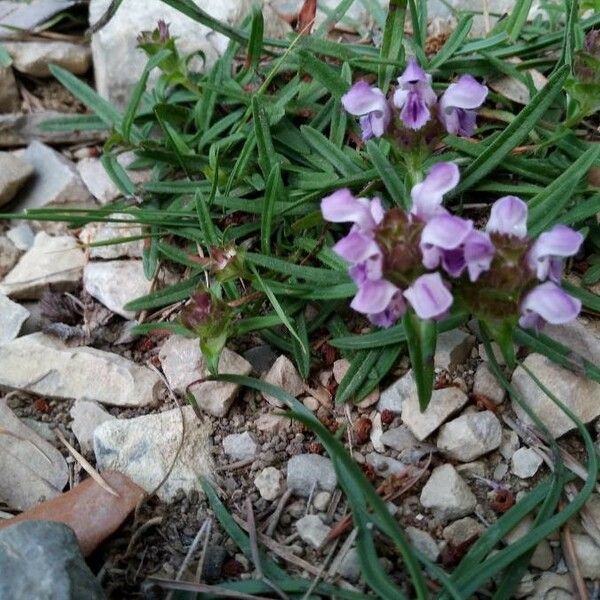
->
[393, 58, 437, 130]
[410, 162, 460, 222]
[486, 196, 528, 239]
[342, 81, 391, 140]
[404, 272, 453, 320]
[528, 224, 583, 282]
[519, 281, 581, 330]
[439, 75, 488, 137]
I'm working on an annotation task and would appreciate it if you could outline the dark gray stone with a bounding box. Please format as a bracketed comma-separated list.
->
[0, 520, 104, 599]
[243, 344, 277, 374]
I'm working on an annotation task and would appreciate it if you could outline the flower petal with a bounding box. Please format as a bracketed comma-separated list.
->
[403, 272, 453, 320]
[321, 189, 373, 229]
[486, 195, 528, 238]
[351, 279, 400, 314]
[342, 81, 387, 116]
[531, 224, 583, 258]
[440, 75, 488, 111]
[421, 214, 473, 250]
[398, 58, 429, 86]
[519, 281, 581, 328]
[333, 230, 380, 263]
[400, 92, 432, 129]
[410, 162, 460, 221]
[368, 290, 407, 328]
[349, 254, 383, 285]
[464, 230, 495, 281]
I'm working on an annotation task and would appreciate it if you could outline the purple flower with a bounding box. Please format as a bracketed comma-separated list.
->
[528, 224, 583, 282]
[321, 189, 384, 231]
[420, 214, 473, 276]
[333, 229, 381, 265]
[393, 58, 437, 130]
[368, 289, 407, 328]
[439, 75, 488, 137]
[486, 196, 528, 238]
[410, 162, 460, 221]
[519, 281, 581, 330]
[463, 230, 495, 281]
[342, 81, 392, 141]
[351, 278, 400, 315]
[404, 272, 453, 320]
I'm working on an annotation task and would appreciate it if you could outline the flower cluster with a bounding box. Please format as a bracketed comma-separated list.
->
[321, 162, 583, 330]
[341, 58, 488, 141]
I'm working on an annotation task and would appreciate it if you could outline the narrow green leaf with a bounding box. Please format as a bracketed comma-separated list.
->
[336, 349, 380, 404]
[378, 0, 407, 91]
[291, 311, 310, 379]
[246, 7, 264, 70]
[100, 154, 136, 197]
[261, 163, 282, 255]
[299, 49, 348, 98]
[428, 15, 472, 69]
[252, 96, 277, 178]
[366, 140, 409, 208]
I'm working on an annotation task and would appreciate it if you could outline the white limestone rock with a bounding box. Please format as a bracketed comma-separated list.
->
[402, 384, 469, 441]
[512, 353, 600, 437]
[262, 355, 304, 407]
[0, 400, 68, 510]
[0, 152, 33, 206]
[2, 41, 91, 77]
[0, 332, 162, 406]
[420, 464, 477, 520]
[254, 467, 284, 501]
[69, 399, 116, 454]
[0, 232, 85, 299]
[83, 260, 152, 319]
[0, 293, 29, 344]
[436, 411, 502, 462]
[159, 334, 251, 417]
[434, 329, 475, 370]
[94, 406, 212, 501]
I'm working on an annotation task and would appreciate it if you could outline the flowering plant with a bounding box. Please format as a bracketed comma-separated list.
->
[322, 58, 585, 408]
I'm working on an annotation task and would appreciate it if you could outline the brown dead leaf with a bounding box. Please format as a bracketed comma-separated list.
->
[297, 0, 317, 34]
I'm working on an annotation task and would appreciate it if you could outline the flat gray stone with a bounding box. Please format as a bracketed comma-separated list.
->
[402, 384, 469, 441]
[380, 425, 418, 452]
[406, 526, 440, 561]
[94, 405, 212, 501]
[14, 141, 92, 211]
[0, 401, 68, 510]
[83, 260, 151, 319]
[2, 41, 91, 77]
[0, 65, 20, 112]
[0, 293, 29, 344]
[434, 329, 474, 371]
[0, 232, 85, 299]
[286, 453, 336, 497]
[504, 516, 553, 570]
[420, 464, 477, 521]
[69, 399, 116, 454]
[243, 344, 277, 374]
[0, 332, 162, 407]
[365, 452, 407, 477]
[0, 521, 104, 600]
[295, 514, 330, 549]
[0, 0, 78, 38]
[436, 411, 502, 462]
[0, 111, 105, 147]
[6, 223, 35, 250]
[337, 547, 361, 582]
[512, 353, 600, 437]
[572, 533, 600, 579]
[159, 335, 251, 417]
[442, 517, 484, 546]
[0, 152, 32, 206]
[222, 431, 257, 461]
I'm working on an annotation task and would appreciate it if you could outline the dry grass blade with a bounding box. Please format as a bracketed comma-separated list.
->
[560, 503, 589, 600]
[146, 577, 273, 599]
[54, 428, 118, 497]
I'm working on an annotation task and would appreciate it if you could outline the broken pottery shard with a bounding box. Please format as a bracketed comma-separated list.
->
[0, 232, 85, 299]
[0, 400, 68, 510]
[0, 332, 162, 407]
[94, 406, 213, 501]
[159, 335, 252, 417]
[0, 470, 144, 556]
